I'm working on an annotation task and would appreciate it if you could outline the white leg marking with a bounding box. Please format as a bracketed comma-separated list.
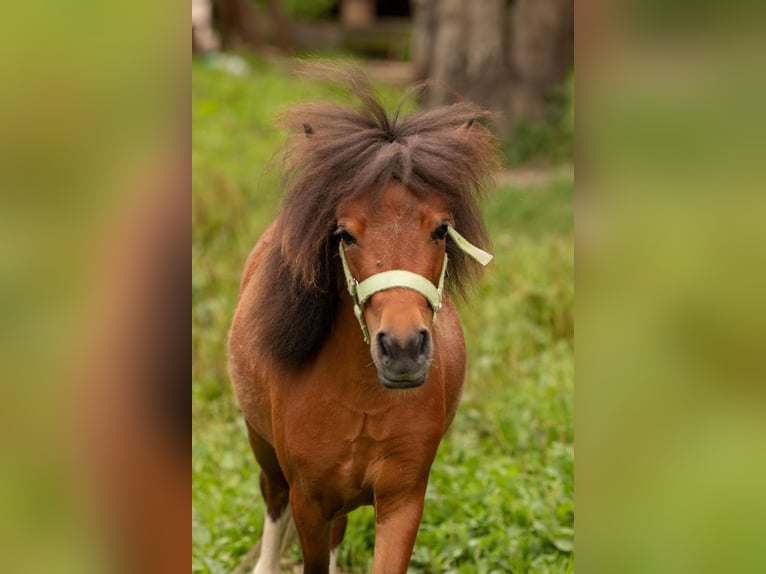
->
[253, 507, 291, 574]
[329, 547, 339, 574]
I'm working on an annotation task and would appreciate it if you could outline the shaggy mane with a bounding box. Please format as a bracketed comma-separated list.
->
[253, 67, 500, 367]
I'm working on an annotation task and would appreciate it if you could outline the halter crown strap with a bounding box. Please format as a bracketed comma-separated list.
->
[339, 226, 492, 343]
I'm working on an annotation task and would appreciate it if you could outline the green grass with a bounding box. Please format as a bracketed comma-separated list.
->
[192, 55, 573, 573]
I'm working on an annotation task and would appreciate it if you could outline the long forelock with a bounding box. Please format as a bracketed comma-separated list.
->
[274, 75, 500, 299]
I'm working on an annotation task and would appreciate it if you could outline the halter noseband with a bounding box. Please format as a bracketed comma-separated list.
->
[339, 226, 493, 343]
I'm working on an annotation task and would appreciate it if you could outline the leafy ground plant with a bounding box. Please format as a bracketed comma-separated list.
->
[192, 56, 573, 573]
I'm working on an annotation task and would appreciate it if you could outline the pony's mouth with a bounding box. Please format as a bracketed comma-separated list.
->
[377, 372, 427, 389]
[369, 326, 433, 390]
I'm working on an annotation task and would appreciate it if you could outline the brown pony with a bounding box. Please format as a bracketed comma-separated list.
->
[228, 72, 499, 573]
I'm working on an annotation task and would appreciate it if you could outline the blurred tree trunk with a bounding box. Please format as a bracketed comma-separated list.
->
[341, 0, 376, 27]
[509, 0, 574, 128]
[415, 0, 573, 135]
[215, 0, 293, 52]
[426, 0, 465, 104]
[216, 0, 259, 50]
[411, 0, 435, 80]
[268, 0, 291, 51]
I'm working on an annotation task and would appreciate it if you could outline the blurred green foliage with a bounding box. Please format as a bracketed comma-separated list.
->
[192, 55, 573, 573]
[503, 75, 574, 167]
[254, 0, 336, 20]
[578, 19, 766, 573]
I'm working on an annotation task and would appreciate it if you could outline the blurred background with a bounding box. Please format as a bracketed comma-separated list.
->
[3, 1, 762, 573]
[192, 1, 574, 573]
[192, 0, 574, 165]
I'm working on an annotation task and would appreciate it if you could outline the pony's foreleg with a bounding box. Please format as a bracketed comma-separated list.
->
[290, 490, 332, 574]
[371, 488, 427, 574]
[253, 503, 291, 574]
[329, 515, 348, 574]
[247, 427, 291, 574]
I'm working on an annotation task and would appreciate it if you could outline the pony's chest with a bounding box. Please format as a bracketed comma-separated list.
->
[332, 416, 386, 492]
[285, 403, 434, 499]
[313, 410, 393, 484]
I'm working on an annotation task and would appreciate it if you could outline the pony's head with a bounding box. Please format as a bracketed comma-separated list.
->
[254, 67, 500, 381]
[335, 180, 494, 388]
[336, 181, 448, 387]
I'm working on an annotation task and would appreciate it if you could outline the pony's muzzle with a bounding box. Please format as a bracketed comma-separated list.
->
[374, 328, 432, 389]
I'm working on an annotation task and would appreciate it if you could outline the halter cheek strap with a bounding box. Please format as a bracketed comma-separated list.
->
[339, 226, 493, 343]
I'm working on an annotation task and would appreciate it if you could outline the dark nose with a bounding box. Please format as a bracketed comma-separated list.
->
[376, 329, 431, 385]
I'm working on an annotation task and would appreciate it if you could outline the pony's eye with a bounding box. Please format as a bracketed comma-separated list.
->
[339, 229, 357, 246]
[432, 223, 449, 241]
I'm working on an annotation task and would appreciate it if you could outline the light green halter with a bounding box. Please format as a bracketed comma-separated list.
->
[339, 226, 493, 343]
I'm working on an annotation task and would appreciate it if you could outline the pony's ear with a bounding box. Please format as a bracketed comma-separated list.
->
[303, 123, 315, 137]
[459, 117, 475, 131]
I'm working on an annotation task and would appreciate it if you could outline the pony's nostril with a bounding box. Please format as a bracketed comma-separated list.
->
[377, 329, 431, 375]
[416, 329, 430, 359]
[376, 331, 393, 365]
